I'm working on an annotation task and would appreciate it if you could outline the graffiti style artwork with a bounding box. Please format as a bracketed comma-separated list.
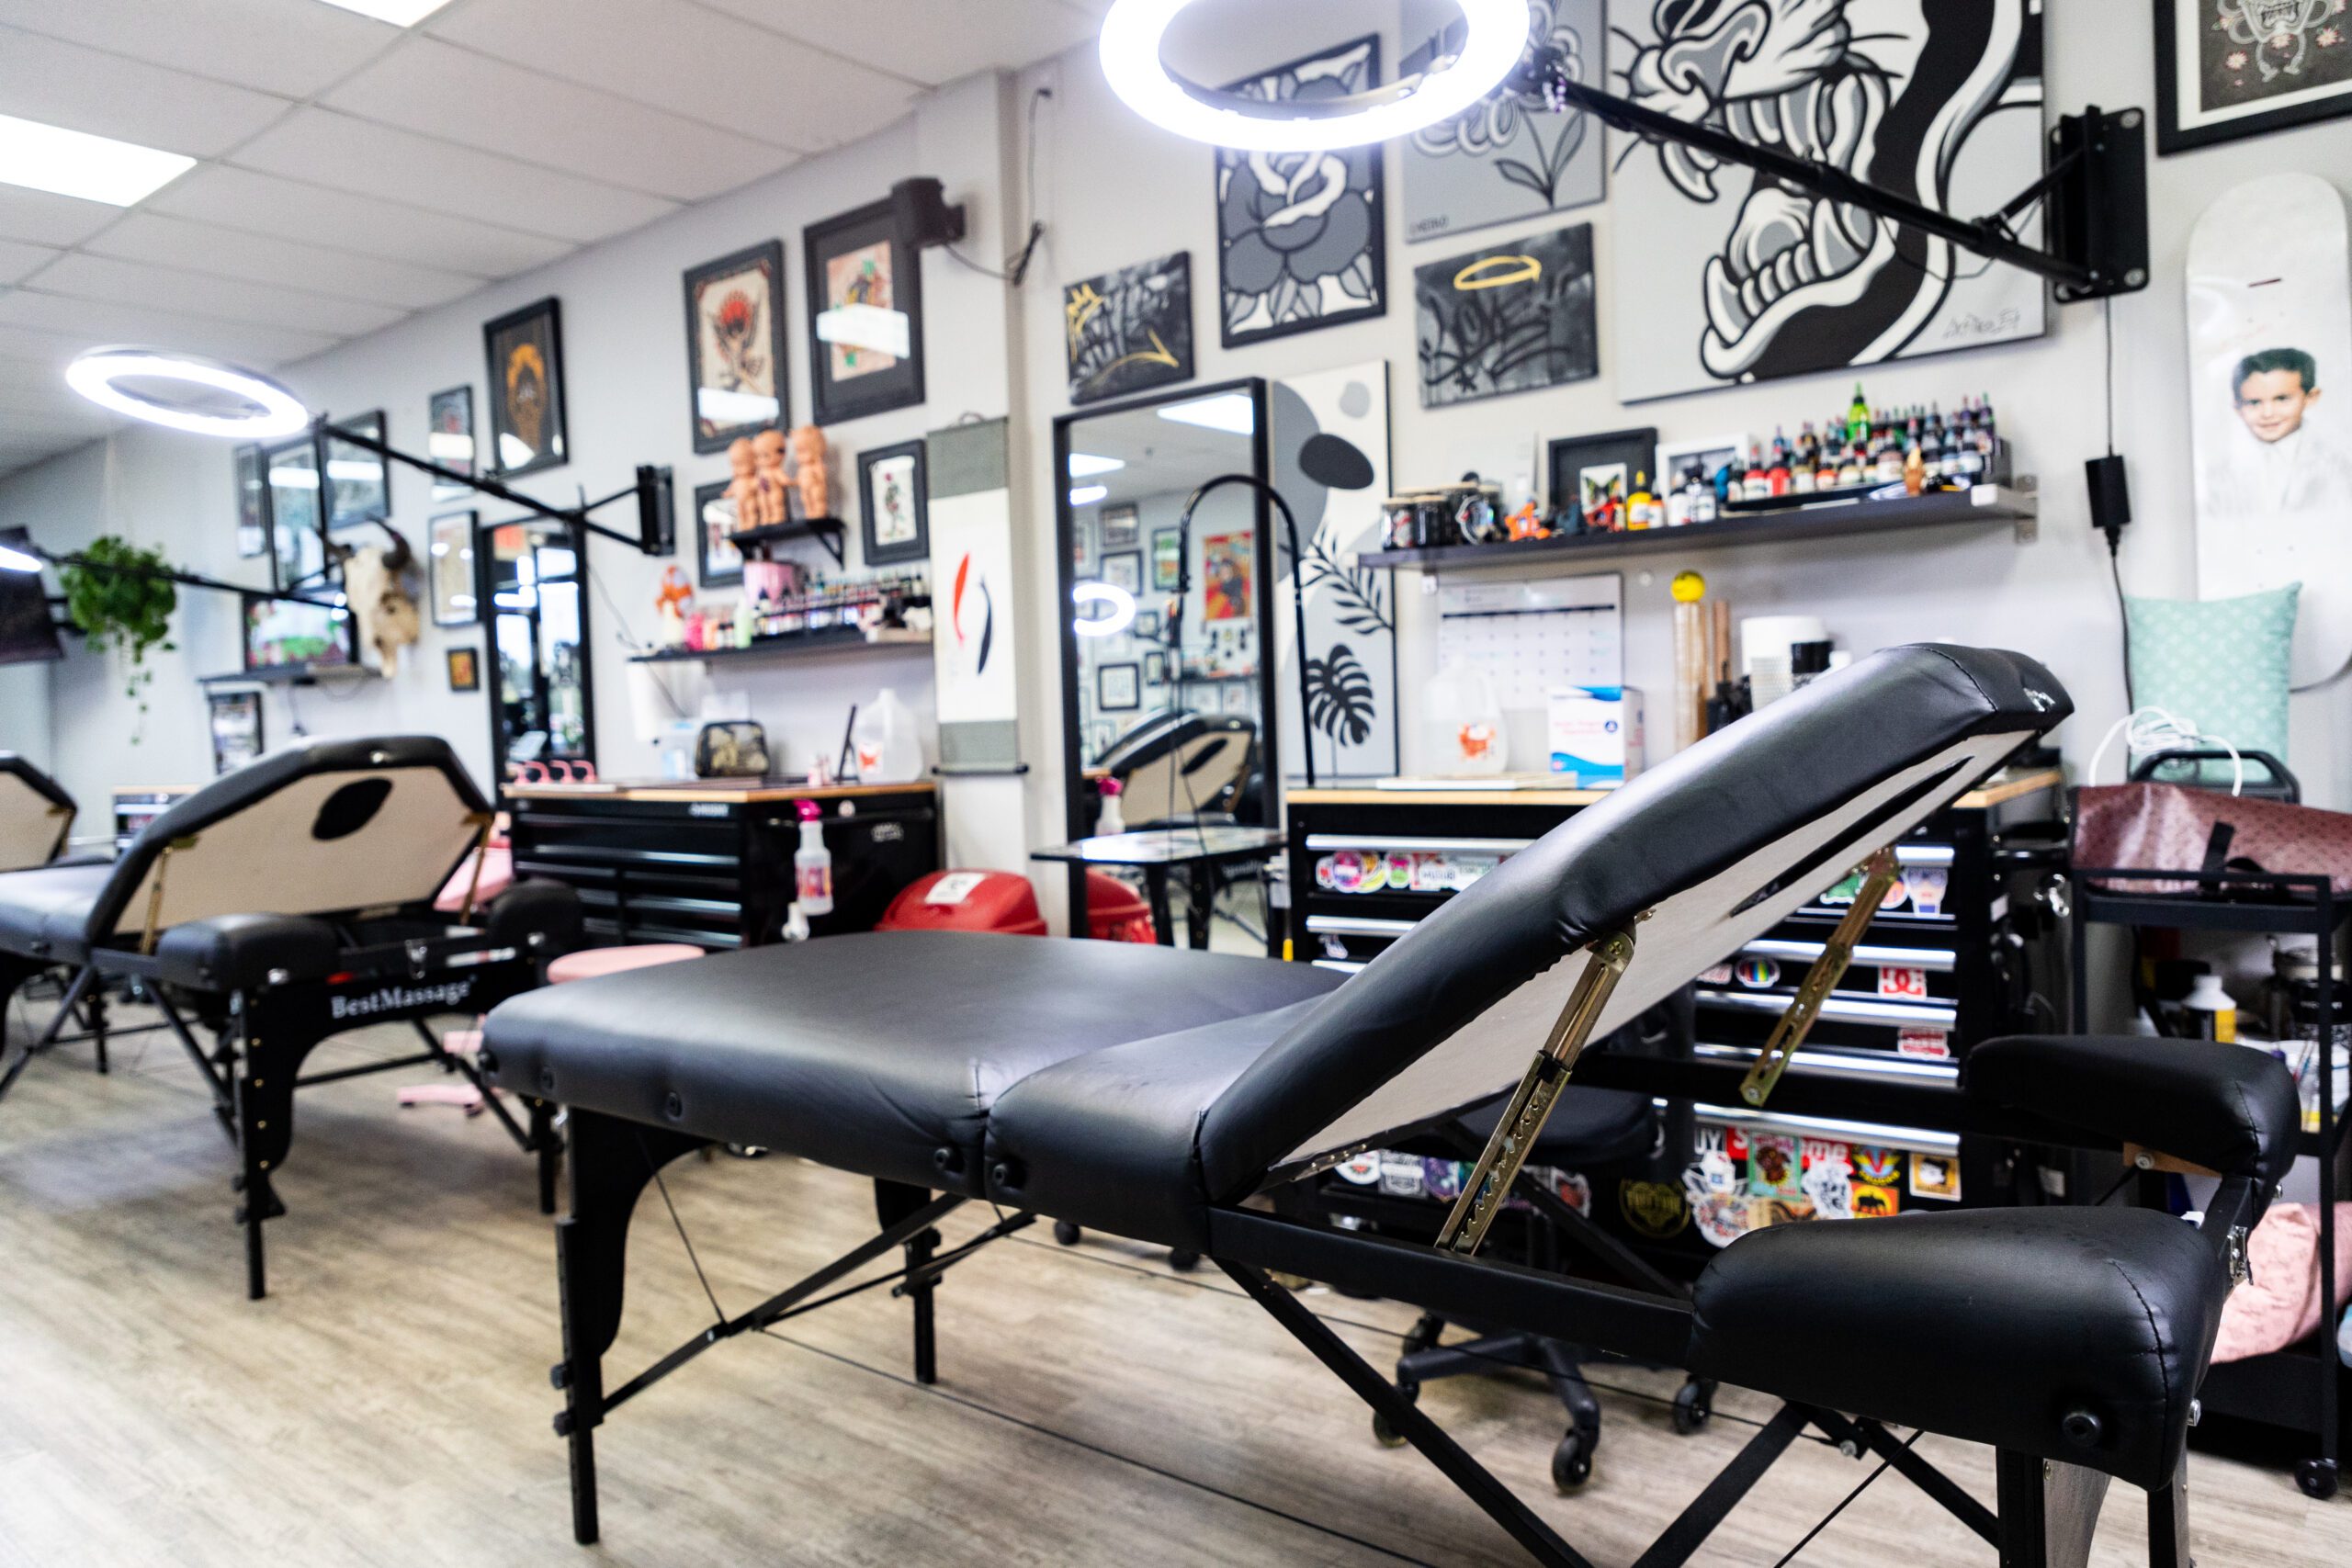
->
[1611, 0, 2047, 401]
[1414, 224, 1598, 409]
[2154, 0, 2352, 152]
[1215, 36, 1387, 347]
[1066, 253, 1195, 405]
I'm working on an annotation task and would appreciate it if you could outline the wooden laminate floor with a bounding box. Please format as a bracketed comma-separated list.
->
[1, 1013, 2346, 1567]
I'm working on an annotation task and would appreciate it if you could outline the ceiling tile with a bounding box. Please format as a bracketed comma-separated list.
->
[323, 36, 791, 201]
[29, 253, 408, 337]
[0, 185, 120, 248]
[0, 289, 339, 367]
[0, 0, 396, 99]
[0, 321, 88, 366]
[429, 0, 921, 152]
[695, 0, 1100, 86]
[232, 108, 677, 244]
[0, 239, 60, 283]
[0, 26, 292, 157]
[86, 213, 481, 310]
[148, 165, 571, 277]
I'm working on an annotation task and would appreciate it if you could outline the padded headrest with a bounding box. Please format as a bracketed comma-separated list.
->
[1199, 644, 2070, 1189]
[1965, 1035, 2301, 1201]
[0, 752, 74, 872]
[1098, 710, 1250, 774]
[88, 735, 490, 940]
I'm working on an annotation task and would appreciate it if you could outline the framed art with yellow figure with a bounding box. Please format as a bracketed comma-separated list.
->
[684, 240, 786, 454]
[1202, 531, 1252, 621]
[804, 200, 924, 425]
[483, 296, 568, 477]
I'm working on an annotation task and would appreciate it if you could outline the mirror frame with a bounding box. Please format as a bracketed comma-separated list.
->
[1052, 376, 1278, 842]
[476, 513, 597, 783]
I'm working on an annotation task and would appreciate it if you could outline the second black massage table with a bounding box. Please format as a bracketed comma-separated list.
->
[0, 736, 582, 1297]
[483, 645, 2296, 1568]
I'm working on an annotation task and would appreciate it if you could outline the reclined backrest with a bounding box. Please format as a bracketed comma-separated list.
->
[1199, 644, 2070, 1194]
[85, 736, 491, 941]
[1102, 711, 1255, 824]
[0, 752, 74, 873]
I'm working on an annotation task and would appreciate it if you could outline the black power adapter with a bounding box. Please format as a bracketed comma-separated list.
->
[2086, 452, 2131, 551]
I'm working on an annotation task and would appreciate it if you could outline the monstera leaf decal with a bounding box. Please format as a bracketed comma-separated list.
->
[1305, 642, 1376, 747]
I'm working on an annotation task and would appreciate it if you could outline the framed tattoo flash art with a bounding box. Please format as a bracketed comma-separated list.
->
[429, 511, 478, 627]
[427, 385, 475, 501]
[234, 443, 269, 558]
[857, 439, 929, 567]
[483, 297, 568, 476]
[1215, 36, 1387, 348]
[323, 410, 389, 530]
[805, 201, 925, 425]
[695, 478, 743, 589]
[684, 240, 786, 453]
[2154, 0, 2352, 152]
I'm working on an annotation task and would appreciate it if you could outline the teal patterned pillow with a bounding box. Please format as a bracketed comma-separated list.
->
[2124, 584, 2297, 784]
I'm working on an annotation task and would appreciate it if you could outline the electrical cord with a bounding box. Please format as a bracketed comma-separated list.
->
[942, 85, 1052, 287]
[2101, 295, 2132, 709]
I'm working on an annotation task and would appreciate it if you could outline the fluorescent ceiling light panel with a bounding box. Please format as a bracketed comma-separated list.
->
[1156, 391, 1254, 435]
[0, 114, 195, 207]
[1068, 453, 1126, 479]
[1068, 484, 1109, 507]
[310, 0, 458, 25]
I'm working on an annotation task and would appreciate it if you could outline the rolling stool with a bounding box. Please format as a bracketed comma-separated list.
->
[1375, 1082, 1714, 1491]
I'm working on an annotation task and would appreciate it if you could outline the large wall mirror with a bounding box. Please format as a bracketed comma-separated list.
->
[479, 516, 595, 782]
[1053, 378, 1278, 840]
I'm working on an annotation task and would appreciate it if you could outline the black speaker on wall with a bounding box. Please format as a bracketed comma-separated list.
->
[891, 177, 967, 250]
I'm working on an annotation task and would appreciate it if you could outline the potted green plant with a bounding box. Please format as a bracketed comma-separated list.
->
[59, 535, 177, 739]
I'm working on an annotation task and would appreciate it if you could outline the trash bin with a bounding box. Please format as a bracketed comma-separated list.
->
[878, 869, 1155, 942]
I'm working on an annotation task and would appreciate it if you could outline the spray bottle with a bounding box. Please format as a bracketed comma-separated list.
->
[1097, 775, 1125, 837]
[792, 798, 833, 925]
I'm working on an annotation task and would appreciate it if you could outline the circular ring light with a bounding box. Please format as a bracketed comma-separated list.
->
[1072, 580, 1138, 637]
[66, 347, 311, 439]
[1100, 0, 1526, 152]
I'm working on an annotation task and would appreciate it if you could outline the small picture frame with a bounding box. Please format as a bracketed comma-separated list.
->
[1144, 651, 1167, 686]
[428, 511, 478, 626]
[1098, 662, 1141, 711]
[805, 200, 925, 425]
[684, 240, 787, 453]
[446, 645, 481, 693]
[1654, 433, 1747, 493]
[1089, 719, 1115, 760]
[1135, 609, 1160, 641]
[1100, 502, 1141, 549]
[483, 296, 568, 476]
[1548, 426, 1661, 529]
[1102, 550, 1142, 594]
[427, 385, 476, 500]
[695, 478, 743, 588]
[323, 411, 390, 530]
[233, 443, 269, 558]
[207, 687, 264, 775]
[856, 439, 929, 566]
[2153, 0, 2352, 153]
[1149, 526, 1181, 590]
[1220, 682, 1251, 716]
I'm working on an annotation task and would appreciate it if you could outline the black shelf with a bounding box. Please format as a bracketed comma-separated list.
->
[2077, 888, 2352, 935]
[729, 515, 846, 567]
[628, 626, 929, 666]
[199, 665, 377, 687]
[1371, 483, 2037, 571]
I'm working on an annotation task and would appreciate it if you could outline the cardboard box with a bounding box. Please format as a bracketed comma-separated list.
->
[1547, 686, 1644, 785]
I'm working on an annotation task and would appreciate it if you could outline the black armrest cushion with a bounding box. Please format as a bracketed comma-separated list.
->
[481, 879, 582, 953]
[149, 913, 342, 992]
[1963, 1035, 2300, 1193]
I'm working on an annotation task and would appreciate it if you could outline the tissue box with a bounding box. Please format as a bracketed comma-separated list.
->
[1547, 686, 1644, 785]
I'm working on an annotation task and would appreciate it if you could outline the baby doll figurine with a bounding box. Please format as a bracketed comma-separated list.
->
[787, 423, 830, 520]
[751, 428, 793, 526]
[722, 435, 775, 530]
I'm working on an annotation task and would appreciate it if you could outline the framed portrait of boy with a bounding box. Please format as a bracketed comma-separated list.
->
[684, 240, 786, 454]
[856, 439, 929, 566]
[804, 201, 925, 425]
[482, 297, 567, 477]
[2154, 0, 2352, 153]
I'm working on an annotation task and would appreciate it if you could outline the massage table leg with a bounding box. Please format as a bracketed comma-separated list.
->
[2146, 1459, 2189, 1568]
[0, 963, 95, 1099]
[1994, 1450, 2112, 1568]
[532, 1098, 560, 1216]
[875, 1179, 943, 1384]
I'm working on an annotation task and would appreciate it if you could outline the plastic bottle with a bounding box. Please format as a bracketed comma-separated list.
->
[2184, 973, 2236, 1042]
[1627, 472, 1661, 530]
[1846, 383, 1871, 446]
[793, 800, 834, 918]
[852, 686, 923, 784]
[1097, 775, 1126, 837]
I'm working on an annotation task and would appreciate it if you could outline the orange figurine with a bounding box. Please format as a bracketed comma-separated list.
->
[787, 424, 831, 521]
[1506, 500, 1547, 540]
[722, 436, 772, 531]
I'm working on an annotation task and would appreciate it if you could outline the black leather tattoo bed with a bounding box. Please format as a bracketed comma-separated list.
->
[482, 646, 2297, 1568]
[0, 737, 580, 1297]
[0, 751, 74, 874]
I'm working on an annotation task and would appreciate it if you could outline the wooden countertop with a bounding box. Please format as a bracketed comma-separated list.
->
[1287, 766, 2064, 813]
[504, 777, 937, 804]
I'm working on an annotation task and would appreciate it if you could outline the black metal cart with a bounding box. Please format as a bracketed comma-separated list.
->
[2069, 864, 2346, 1501]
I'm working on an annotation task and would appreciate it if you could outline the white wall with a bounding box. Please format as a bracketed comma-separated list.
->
[0, 73, 1024, 838]
[7, 8, 2352, 879]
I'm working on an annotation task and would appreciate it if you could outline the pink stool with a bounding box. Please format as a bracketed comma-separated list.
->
[435, 844, 514, 913]
[547, 943, 703, 985]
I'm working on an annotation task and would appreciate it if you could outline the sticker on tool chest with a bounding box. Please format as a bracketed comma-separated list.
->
[1877, 965, 1928, 999]
[1896, 1027, 1951, 1060]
